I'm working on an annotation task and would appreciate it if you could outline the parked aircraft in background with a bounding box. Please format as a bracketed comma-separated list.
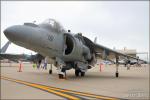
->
[0, 41, 11, 53]
[0, 41, 44, 62]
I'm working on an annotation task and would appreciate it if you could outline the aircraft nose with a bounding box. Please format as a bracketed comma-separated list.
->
[4, 26, 15, 40]
[4, 25, 26, 42]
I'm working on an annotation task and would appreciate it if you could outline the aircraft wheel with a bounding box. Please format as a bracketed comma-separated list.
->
[59, 74, 64, 79]
[115, 72, 119, 77]
[49, 69, 52, 74]
[81, 72, 85, 77]
[75, 70, 80, 77]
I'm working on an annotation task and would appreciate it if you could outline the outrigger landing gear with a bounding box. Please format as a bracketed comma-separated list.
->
[49, 64, 53, 74]
[115, 72, 119, 77]
[115, 56, 119, 78]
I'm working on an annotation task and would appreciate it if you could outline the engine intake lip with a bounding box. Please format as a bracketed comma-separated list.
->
[64, 34, 74, 55]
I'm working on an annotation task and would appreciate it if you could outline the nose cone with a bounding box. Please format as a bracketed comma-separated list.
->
[4, 25, 26, 42]
[4, 26, 15, 41]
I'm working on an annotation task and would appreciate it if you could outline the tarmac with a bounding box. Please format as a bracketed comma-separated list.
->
[1, 63, 149, 99]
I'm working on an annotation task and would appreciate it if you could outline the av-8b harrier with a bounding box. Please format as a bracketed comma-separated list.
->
[4, 19, 146, 79]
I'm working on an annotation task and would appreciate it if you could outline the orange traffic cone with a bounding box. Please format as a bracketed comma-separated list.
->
[18, 63, 22, 72]
[99, 63, 103, 72]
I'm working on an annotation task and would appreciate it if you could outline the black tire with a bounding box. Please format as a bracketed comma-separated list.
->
[49, 70, 52, 74]
[59, 74, 61, 79]
[59, 74, 64, 79]
[75, 70, 80, 77]
[116, 72, 119, 77]
[81, 72, 85, 77]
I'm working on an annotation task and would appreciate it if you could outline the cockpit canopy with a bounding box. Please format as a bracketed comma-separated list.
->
[39, 19, 66, 33]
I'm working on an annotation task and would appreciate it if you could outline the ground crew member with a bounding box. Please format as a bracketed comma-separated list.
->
[33, 63, 36, 68]
[43, 61, 47, 70]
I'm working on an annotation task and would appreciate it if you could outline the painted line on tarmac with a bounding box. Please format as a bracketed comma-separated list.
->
[41, 85, 119, 100]
[1, 76, 121, 100]
[1, 76, 80, 100]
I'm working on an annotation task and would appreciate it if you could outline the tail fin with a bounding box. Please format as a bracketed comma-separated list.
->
[94, 37, 97, 43]
[0, 41, 11, 53]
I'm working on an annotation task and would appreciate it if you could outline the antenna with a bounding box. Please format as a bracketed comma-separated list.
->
[33, 20, 36, 23]
[94, 37, 97, 43]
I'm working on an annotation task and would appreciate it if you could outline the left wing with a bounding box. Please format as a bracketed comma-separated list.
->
[83, 36, 147, 63]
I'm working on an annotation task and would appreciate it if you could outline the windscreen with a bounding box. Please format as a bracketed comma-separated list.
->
[40, 19, 66, 33]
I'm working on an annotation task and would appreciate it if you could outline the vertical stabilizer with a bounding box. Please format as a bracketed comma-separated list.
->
[0, 41, 11, 53]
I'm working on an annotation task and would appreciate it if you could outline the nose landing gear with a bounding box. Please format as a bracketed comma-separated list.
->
[58, 66, 67, 79]
[49, 64, 53, 74]
[49, 69, 52, 74]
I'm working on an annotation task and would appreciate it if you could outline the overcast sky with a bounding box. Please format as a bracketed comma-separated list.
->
[1, 1, 149, 60]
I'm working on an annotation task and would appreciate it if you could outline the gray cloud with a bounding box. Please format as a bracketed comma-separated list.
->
[1, 1, 149, 60]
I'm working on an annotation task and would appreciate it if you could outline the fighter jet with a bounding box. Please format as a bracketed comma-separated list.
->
[3, 19, 146, 79]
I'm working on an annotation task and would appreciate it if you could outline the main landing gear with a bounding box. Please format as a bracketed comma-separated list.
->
[59, 74, 64, 79]
[75, 69, 85, 77]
